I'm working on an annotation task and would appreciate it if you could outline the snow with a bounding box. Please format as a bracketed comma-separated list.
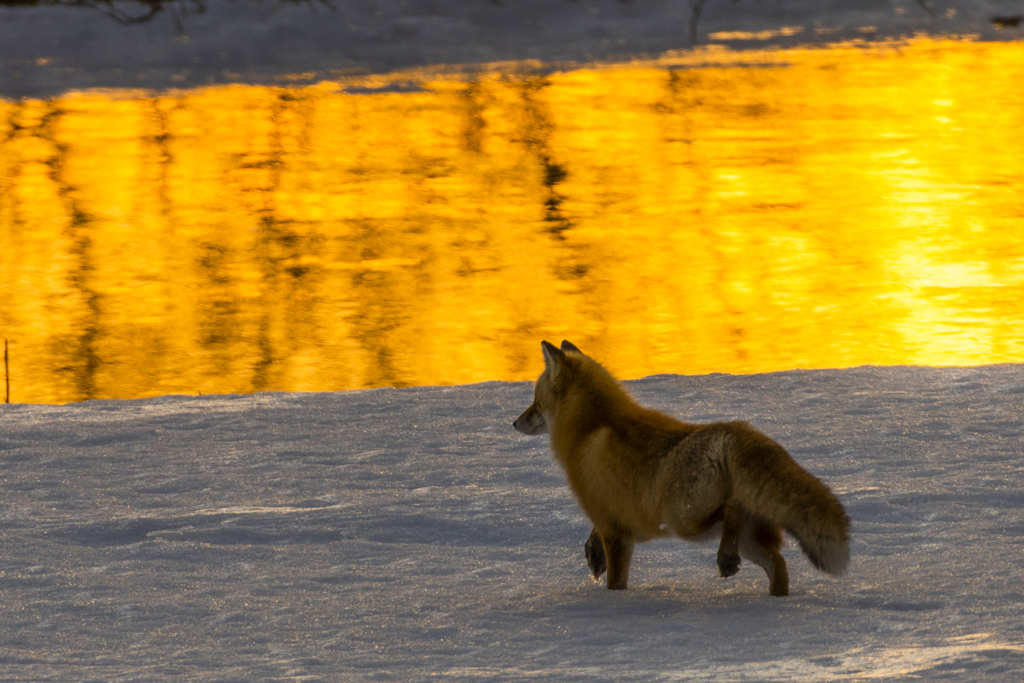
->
[3, 364, 1024, 680]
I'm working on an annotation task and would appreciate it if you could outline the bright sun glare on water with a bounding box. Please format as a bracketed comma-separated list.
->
[1, 38, 1023, 403]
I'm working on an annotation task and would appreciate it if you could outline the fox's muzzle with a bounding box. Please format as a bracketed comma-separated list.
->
[513, 402, 548, 435]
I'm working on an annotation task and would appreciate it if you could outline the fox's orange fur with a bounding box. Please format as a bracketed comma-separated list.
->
[513, 340, 850, 596]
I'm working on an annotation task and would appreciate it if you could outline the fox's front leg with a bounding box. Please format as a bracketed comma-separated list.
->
[585, 527, 607, 579]
[603, 534, 635, 590]
[717, 499, 744, 578]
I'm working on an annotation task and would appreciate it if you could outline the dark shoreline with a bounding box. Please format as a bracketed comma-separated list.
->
[2, 0, 1022, 99]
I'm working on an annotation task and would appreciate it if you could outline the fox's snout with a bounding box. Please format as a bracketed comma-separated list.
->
[513, 401, 548, 435]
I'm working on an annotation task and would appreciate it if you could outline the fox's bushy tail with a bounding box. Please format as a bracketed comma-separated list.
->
[728, 431, 850, 575]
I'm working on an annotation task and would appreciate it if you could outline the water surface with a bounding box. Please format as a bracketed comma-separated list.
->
[2, 38, 1023, 403]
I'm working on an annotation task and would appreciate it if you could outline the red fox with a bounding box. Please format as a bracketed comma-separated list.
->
[513, 340, 850, 597]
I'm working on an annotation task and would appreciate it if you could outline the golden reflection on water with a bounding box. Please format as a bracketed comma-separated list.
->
[2, 39, 1023, 404]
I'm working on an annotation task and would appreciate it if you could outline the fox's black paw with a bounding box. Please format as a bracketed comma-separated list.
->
[585, 528, 606, 579]
[717, 551, 741, 578]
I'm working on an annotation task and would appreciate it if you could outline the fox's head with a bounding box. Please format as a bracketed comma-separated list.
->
[512, 340, 582, 435]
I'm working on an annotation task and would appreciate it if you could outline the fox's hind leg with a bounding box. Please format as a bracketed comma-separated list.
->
[739, 513, 789, 597]
[717, 499, 743, 578]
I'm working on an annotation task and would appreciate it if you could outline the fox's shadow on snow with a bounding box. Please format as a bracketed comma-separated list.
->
[518, 573, 832, 624]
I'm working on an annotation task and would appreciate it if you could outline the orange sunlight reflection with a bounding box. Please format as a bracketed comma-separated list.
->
[1, 38, 1023, 403]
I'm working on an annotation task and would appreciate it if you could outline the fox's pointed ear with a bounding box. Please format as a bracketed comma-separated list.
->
[560, 340, 582, 354]
[541, 340, 566, 378]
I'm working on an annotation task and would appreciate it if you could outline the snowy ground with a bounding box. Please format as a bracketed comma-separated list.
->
[3, 364, 1024, 680]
